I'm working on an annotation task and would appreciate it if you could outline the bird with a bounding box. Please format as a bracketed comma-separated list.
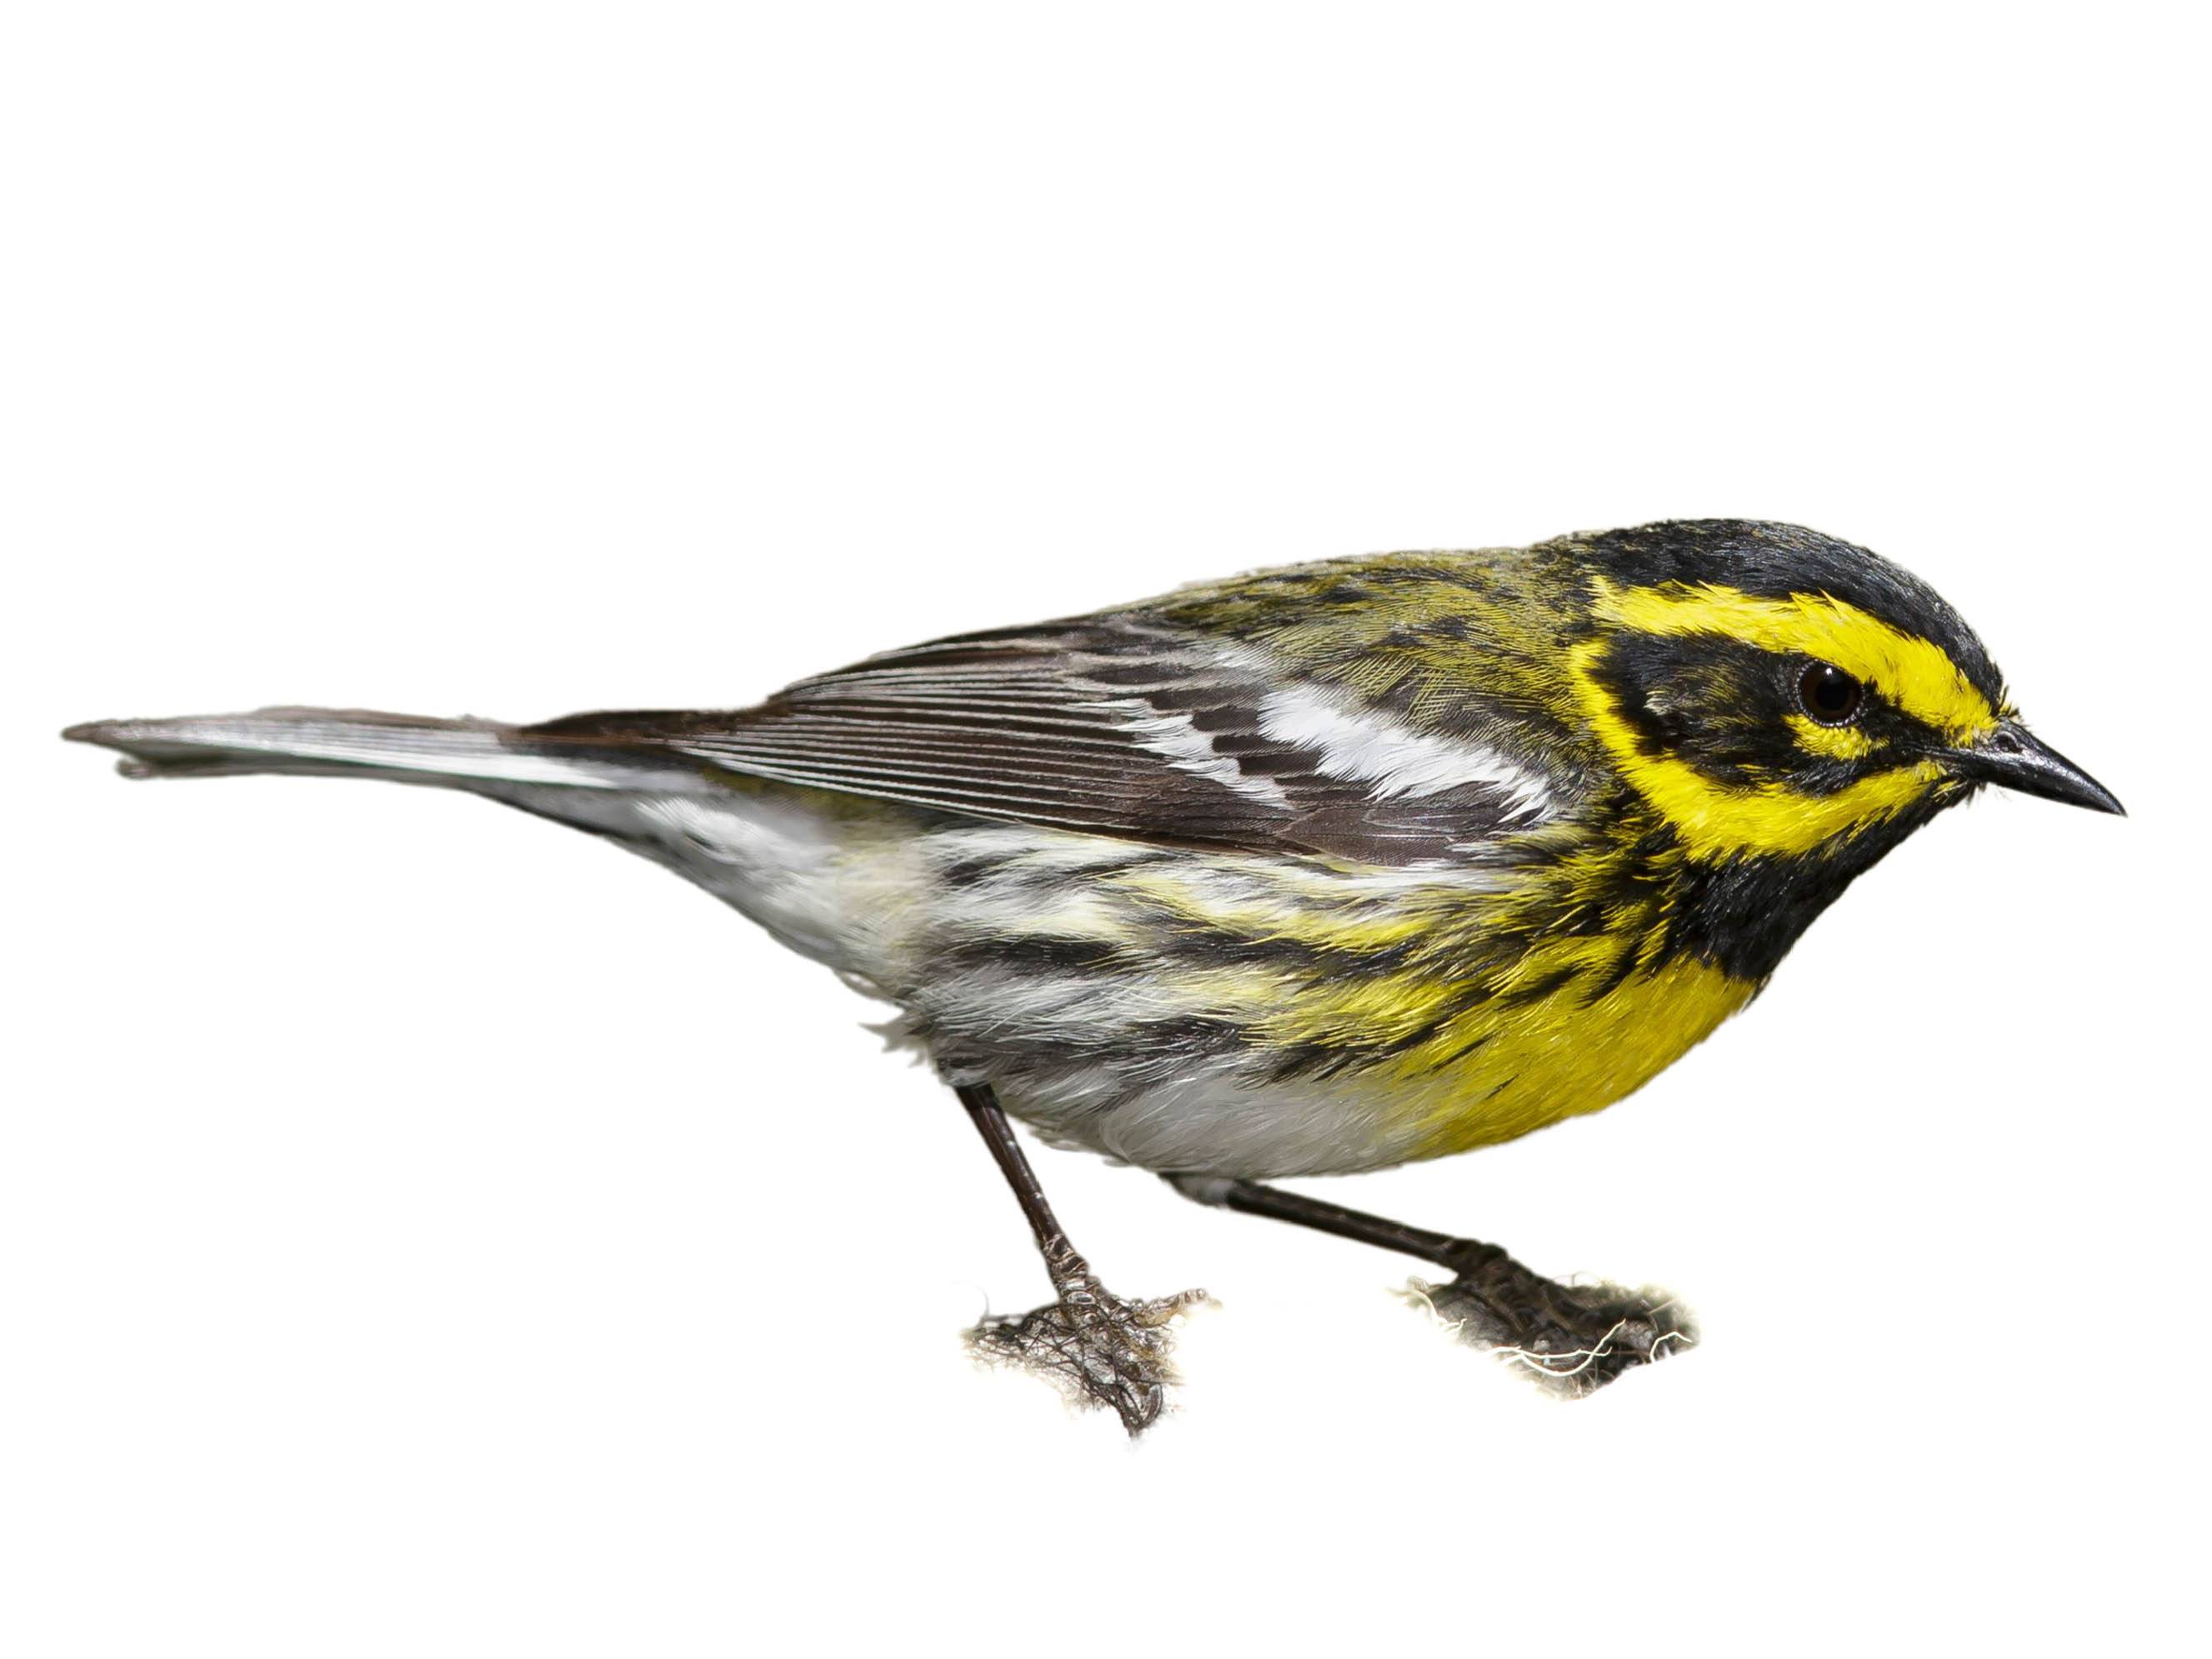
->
[64, 518, 2123, 1432]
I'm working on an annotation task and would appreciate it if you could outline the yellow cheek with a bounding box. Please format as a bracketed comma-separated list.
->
[1569, 639, 1942, 860]
[1612, 744, 1939, 860]
[1785, 712, 1879, 762]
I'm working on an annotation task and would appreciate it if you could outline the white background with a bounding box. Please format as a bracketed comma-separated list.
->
[5, 4, 2205, 1654]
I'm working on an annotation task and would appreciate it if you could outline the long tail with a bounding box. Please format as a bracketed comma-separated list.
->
[63, 705, 891, 978]
[61, 707, 686, 792]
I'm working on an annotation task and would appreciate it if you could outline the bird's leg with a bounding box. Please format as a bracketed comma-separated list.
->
[1167, 1176, 1693, 1397]
[957, 1084, 1208, 1435]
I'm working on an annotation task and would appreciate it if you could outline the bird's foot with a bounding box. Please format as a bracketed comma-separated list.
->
[1404, 1241, 1695, 1398]
[967, 1264, 1211, 1436]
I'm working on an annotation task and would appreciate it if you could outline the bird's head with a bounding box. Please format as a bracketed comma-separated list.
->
[1559, 520, 2122, 864]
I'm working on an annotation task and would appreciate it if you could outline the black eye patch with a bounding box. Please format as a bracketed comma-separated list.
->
[1594, 635, 1791, 778]
[1591, 633, 1913, 792]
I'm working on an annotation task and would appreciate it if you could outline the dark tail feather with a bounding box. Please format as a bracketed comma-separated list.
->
[61, 707, 681, 792]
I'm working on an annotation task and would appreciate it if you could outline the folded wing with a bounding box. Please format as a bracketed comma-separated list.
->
[524, 620, 1560, 866]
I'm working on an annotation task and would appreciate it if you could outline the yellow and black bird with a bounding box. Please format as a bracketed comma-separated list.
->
[65, 519, 2122, 1432]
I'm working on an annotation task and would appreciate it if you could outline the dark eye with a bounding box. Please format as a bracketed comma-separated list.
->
[1797, 661, 1864, 726]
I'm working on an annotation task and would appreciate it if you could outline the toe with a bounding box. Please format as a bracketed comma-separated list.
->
[965, 1284, 1207, 1432]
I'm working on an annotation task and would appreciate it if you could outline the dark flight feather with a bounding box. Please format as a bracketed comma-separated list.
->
[524, 621, 1549, 866]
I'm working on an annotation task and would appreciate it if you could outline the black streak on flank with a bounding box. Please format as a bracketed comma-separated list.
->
[939, 936, 1127, 976]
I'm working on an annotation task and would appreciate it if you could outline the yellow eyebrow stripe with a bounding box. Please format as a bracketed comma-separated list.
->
[1589, 578, 2000, 742]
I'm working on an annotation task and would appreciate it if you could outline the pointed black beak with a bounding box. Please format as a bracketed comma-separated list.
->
[1949, 719, 2124, 816]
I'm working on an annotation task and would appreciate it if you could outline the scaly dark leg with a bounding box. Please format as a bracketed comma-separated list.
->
[958, 1085, 1207, 1434]
[1167, 1175, 1693, 1396]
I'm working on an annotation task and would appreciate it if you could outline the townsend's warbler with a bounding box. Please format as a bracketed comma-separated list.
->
[65, 519, 2121, 1432]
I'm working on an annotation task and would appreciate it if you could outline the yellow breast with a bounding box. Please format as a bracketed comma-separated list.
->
[1392, 948, 1756, 1159]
